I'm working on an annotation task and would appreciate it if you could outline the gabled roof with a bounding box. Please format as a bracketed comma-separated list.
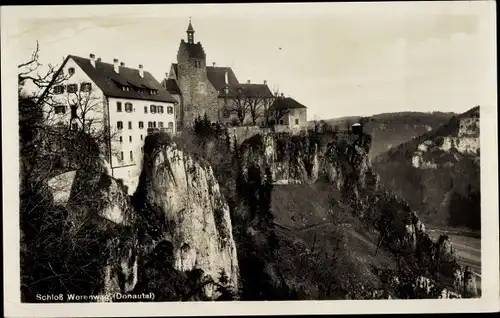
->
[219, 83, 274, 99]
[161, 78, 181, 95]
[68, 55, 177, 103]
[179, 41, 206, 59]
[206, 66, 239, 91]
[269, 97, 307, 110]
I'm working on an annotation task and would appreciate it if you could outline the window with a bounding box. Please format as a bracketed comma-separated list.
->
[122, 86, 131, 92]
[53, 85, 65, 94]
[149, 89, 158, 95]
[119, 136, 123, 143]
[125, 102, 133, 112]
[117, 102, 122, 112]
[117, 121, 123, 130]
[144, 106, 148, 114]
[70, 105, 78, 119]
[67, 84, 78, 93]
[140, 134, 143, 141]
[148, 121, 153, 128]
[158, 121, 164, 128]
[168, 122, 174, 130]
[120, 151, 124, 161]
[129, 136, 132, 142]
[295, 119, 299, 125]
[68, 67, 75, 75]
[167, 106, 174, 114]
[150, 105, 157, 113]
[71, 123, 78, 130]
[128, 121, 132, 129]
[138, 121, 144, 129]
[130, 151, 133, 161]
[279, 119, 284, 125]
[158, 106, 164, 114]
[80, 82, 92, 92]
[54, 105, 66, 114]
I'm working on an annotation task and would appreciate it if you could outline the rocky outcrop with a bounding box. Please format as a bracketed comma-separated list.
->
[66, 158, 139, 300]
[134, 136, 239, 298]
[239, 132, 378, 195]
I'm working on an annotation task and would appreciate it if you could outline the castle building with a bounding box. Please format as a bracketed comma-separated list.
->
[268, 96, 308, 128]
[161, 20, 275, 128]
[43, 54, 177, 193]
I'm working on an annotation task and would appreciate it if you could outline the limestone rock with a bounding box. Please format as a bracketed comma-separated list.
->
[137, 141, 239, 298]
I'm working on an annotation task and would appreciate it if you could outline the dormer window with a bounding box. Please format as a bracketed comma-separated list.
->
[68, 67, 75, 75]
[122, 86, 131, 92]
[149, 89, 158, 95]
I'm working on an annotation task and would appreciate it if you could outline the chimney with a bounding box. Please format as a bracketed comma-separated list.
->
[139, 64, 144, 78]
[264, 80, 267, 85]
[89, 53, 96, 68]
[113, 58, 119, 73]
[212, 62, 216, 67]
[247, 80, 251, 84]
[120, 62, 125, 66]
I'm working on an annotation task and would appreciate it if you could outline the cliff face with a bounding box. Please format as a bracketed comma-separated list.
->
[239, 132, 378, 197]
[43, 156, 140, 300]
[134, 136, 239, 298]
[238, 130, 477, 299]
[373, 106, 480, 229]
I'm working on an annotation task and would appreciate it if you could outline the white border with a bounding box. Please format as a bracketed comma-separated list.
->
[2, 2, 499, 317]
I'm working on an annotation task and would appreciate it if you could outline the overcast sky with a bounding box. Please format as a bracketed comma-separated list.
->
[5, 2, 496, 119]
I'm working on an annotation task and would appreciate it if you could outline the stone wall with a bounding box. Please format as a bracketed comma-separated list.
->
[227, 125, 308, 150]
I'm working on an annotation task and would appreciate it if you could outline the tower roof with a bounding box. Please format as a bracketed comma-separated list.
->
[187, 20, 194, 33]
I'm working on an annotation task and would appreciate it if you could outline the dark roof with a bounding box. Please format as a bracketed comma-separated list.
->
[187, 21, 194, 32]
[68, 55, 177, 103]
[218, 83, 274, 99]
[240, 83, 273, 98]
[269, 97, 307, 110]
[161, 78, 181, 95]
[179, 41, 206, 59]
[206, 66, 239, 91]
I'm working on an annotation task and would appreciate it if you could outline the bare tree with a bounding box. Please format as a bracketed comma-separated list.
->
[311, 115, 322, 133]
[230, 86, 250, 125]
[246, 90, 275, 126]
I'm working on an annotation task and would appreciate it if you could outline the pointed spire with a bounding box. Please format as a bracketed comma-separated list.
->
[187, 17, 194, 32]
[187, 17, 195, 43]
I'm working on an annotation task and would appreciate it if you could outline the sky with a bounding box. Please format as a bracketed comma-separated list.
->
[4, 2, 497, 119]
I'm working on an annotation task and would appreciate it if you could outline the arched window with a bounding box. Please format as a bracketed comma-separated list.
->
[117, 121, 123, 130]
[150, 105, 157, 113]
[167, 106, 174, 114]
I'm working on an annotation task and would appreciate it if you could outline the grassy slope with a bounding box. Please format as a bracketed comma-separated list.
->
[271, 183, 399, 298]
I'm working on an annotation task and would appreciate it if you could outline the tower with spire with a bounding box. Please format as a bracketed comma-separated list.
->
[175, 18, 210, 125]
[163, 20, 277, 129]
